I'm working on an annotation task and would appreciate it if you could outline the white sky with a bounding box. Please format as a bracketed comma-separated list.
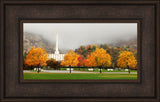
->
[23, 23, 137, 50]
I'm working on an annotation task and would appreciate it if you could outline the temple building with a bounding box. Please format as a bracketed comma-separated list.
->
[48, 31, 65, 61]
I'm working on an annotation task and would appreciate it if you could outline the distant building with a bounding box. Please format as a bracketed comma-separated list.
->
[48, 31, 65, 61]
[48, 54, 65, 61]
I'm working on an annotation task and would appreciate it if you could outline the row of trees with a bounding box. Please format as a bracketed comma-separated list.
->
[75, 44, 137, 68]
[62, 48, 137, 69]
[23, 46, 137, 73]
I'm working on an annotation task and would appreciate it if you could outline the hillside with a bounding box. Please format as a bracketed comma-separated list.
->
[23, 33, 137, 54]
[23, 33, 55, 54]
[108, 37, 137, 50]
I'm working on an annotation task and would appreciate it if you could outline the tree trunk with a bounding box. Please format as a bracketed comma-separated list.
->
[100, 67, 102, 73]
[69, 65, 71, 73]
[128, 69, 130, 74]
[118, 68, 120, 71]
[37, 63, 40, 73]
[127, 65, 130, 74]
[37, 64, 40, 73]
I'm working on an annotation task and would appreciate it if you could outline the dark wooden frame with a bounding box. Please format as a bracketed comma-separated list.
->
[0, 0, 159, 102]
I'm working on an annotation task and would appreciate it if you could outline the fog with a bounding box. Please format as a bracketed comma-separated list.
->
[23, 23, 137, 50]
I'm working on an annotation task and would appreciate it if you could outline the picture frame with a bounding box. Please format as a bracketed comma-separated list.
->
[0, 0, 159, 102]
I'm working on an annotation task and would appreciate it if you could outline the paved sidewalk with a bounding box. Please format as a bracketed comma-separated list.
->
[23, 70, 137, 74]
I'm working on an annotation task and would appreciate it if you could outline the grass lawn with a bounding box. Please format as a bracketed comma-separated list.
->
[23, 73, 137, 80]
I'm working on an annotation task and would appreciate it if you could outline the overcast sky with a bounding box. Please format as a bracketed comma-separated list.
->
[23, 23, 137, 50]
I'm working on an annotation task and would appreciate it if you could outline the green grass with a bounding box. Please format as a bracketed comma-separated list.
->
[23, 73, 137, 80]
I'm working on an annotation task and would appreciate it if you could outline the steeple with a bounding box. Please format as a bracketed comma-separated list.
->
[55, 31, 59, 54]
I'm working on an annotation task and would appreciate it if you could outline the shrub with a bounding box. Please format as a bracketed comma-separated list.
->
[46, 59, 61, 70]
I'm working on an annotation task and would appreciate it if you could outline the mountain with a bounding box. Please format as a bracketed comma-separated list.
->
[23, 33, 137, 54]
[108, 37, 137, 49]
[23, 33, 56, 54]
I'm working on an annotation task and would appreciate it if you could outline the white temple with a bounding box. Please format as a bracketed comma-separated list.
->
[48, 31, 65, 61]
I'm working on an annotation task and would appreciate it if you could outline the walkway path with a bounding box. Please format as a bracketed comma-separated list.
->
[23, 70, 137, 74]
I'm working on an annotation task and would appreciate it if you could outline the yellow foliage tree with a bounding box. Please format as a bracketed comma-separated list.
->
[61, 50, 80, 67]
[117, 51, 137, 73]
[25, 46, 48, 72]
[87, 48, 112, 67]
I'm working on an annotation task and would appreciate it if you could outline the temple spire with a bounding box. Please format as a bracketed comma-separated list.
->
[55, 31, 59, 54]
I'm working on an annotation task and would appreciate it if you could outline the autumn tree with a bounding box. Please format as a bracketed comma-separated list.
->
[75, 44, 99, 58]
[117, 51, 137, 73]
[61, 50, 80, 67]
[25, 46, 48, 73]
[87, 48, 112, 73]
[80, 59, 90, 67]
[23, 59, 32, 70]
[76, 56, 84, 70]
[23, 52, 28, 59]
[46, 59, 61, 70]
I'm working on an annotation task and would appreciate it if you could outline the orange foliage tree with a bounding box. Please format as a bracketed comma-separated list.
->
[87, 48, 112, 67]
[61, 50, 80, 67]
[25, 46, 48, 72]
[77, 56, 83, 67]
[117, 51, 137, 73]
[80, 59, 90, 67]
[23, 59, 30, 70]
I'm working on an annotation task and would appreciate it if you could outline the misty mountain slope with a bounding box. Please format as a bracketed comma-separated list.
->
[108, 37, 137, 49]
[23, 33, 56, 53]
[23, 33, 137, 54]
